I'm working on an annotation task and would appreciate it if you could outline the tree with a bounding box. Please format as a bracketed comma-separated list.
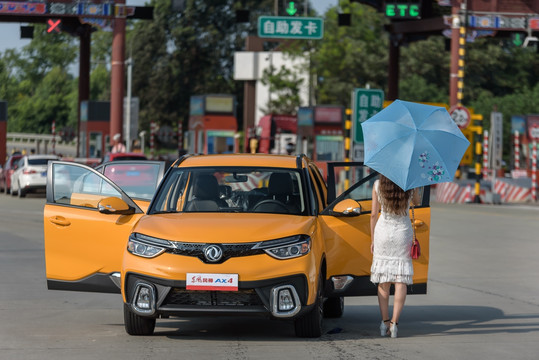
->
[307, 3, 388, 108]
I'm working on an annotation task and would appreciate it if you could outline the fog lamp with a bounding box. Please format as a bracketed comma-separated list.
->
[132, 283, 155, 315]
[278, 289, 295, 311]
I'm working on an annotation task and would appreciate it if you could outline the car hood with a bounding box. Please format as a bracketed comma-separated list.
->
[134, 213, 316, 243]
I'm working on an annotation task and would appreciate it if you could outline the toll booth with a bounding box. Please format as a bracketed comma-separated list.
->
[0, 101, 6, 162]
[296, 105, 345, 175]
[187, 95, 238, 154]
[256, 114, 297, 154]
[80, 101, 110, 158]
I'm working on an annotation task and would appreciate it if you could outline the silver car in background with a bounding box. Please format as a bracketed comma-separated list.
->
[11, 155, 60, 197]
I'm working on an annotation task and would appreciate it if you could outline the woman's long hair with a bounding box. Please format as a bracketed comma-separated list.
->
[378, 175, 413, 216]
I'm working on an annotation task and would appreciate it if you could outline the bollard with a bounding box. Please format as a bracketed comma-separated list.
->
[532, 140, 537, 202]
[482, 130, 489, 179]
[51, 120, 56, 155]
[514, 130, 520, 170]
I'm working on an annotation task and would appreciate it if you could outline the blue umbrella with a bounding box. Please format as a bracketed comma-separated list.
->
[361, 99, 470, 191]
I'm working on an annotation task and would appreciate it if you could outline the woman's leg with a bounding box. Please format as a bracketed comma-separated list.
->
[391, 282, 407, 324]
[377, 283, 391, 321]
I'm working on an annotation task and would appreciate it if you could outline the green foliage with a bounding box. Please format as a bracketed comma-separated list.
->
[309, 3, 388, 108]
[398, 36, 450, 103]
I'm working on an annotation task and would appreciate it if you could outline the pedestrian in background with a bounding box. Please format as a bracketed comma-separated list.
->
[111, 133, 126, 153]
[370, 174, 420, 338]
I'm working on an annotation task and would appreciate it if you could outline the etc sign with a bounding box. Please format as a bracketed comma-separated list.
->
[385, 2, 421, 19]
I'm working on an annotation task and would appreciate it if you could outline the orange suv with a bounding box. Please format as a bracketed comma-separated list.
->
[44, 154, 431, 337]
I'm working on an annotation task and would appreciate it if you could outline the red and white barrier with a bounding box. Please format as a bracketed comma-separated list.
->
[482, 130, 489, 179]
[494, 179, 531, 203]
[514, 130, 520, 170]
[434, 182, 479, 203]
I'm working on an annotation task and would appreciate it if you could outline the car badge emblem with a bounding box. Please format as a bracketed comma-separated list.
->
[204, 245, 223, 262]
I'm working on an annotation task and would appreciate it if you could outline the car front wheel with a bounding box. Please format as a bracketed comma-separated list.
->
[294, 273, 323, 338]
[123, 303, 156, 336]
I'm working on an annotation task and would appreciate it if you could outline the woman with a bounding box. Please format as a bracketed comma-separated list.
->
[370, 174, 420, 338]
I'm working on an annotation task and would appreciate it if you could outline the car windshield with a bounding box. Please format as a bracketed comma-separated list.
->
[150, 167, 307, 215]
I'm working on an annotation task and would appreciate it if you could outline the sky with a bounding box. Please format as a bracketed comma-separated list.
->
[0, 0, 336, 54]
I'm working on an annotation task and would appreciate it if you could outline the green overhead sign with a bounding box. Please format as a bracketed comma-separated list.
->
[385, 3, 421, 19]
[258, 16, 324, 39]
[352, 88, 384, 143]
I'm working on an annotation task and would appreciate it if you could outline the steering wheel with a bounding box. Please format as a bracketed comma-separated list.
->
[252, 199, 289, 213]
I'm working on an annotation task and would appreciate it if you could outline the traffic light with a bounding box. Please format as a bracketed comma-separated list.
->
[20, 26, 34, 39]
[338, 13, 351, 26]
[236, 9, 250, 23]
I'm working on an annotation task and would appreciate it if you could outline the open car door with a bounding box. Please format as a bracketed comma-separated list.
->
[44, 161, 164, 294]
[319, 162, 431, 297]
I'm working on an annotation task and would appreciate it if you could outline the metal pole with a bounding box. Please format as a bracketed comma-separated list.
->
[126, 57, 132, 152]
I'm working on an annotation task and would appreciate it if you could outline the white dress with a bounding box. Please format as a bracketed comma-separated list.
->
[370, 180, 414, 285]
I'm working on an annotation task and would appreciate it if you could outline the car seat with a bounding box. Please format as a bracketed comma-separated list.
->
[253, 173, 299, 214]
[185, 174, 221, 211]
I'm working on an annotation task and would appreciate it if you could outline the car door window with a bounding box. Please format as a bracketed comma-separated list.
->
[325, 162, 429, 213]
[95, 161, 165, 201]
[50, 162, 138, 210]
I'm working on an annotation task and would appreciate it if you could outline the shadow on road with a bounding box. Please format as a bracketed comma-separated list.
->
[121, 304, 539, 340]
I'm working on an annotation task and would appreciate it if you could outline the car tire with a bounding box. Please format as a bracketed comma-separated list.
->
[123, 303, 156, 336]
[323, 296, 344, 318]
[18, 183, 26, 198]
[294, 273, 323, 338]
[10, 185, 17, 196]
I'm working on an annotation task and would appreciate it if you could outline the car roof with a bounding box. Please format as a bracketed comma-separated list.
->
[175, 154, 303, 169]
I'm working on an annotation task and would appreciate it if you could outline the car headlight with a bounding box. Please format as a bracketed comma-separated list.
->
[257, 235, 311, 260]
[127, 233, 168, 258]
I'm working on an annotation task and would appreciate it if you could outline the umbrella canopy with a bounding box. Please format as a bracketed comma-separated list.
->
[361, 99, 470, 191]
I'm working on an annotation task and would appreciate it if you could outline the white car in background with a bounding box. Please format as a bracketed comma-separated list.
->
[11, 155, 60, 197]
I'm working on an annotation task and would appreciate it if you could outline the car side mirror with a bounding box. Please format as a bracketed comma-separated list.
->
[98, 197, 135, 215]
[331, 199, 361, 217]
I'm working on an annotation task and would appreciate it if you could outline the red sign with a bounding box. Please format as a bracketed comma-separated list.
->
[450, 105, 471, 128]
[314, 106, 343, 124]
[0, 1, 46, 14]
[527, 115, 539, 140]
[529, 18, 539, 30]
[47, 19, 61, 33]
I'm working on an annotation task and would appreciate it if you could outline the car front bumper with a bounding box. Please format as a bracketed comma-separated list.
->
[123, 272, 314, 319]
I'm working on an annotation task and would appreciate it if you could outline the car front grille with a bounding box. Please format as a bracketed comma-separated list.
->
[162, 288, 264, 307]
[168, 242, 264, 263]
